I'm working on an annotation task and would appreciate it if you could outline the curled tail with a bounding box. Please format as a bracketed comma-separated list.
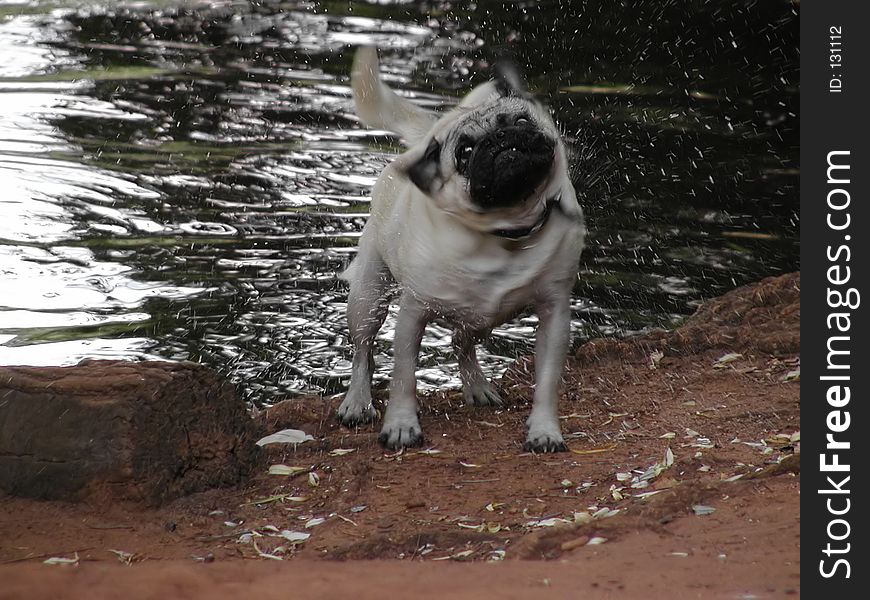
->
[351, 47, 437, 146]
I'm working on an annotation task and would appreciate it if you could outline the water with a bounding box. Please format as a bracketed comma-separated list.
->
[0, 0, 798, 406]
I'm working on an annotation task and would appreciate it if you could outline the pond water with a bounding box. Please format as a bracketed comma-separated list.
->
[0, 0, 798, 406]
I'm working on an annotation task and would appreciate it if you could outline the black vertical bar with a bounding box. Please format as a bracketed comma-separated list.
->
[802, 1, 868, 595]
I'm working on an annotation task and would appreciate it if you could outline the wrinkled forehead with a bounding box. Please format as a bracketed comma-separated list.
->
[435, 96, 544, 142]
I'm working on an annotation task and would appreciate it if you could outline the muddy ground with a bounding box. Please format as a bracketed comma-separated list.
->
[0, 273, 800, 599]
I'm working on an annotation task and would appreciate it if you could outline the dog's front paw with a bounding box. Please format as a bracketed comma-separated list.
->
[463, 380, 503, 407]
[378, 416, 424, 450]
[337, 390, 378, 426]
[523, 427, 567, 453]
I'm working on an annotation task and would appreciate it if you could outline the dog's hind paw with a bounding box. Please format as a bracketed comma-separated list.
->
[337, 393, 378, 426]
[463, 381, 503, 407]
[378, 419, 424, 450]
[523, 430, 568, 453]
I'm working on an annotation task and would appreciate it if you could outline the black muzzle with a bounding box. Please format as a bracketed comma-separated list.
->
[468, 125, 555, 209]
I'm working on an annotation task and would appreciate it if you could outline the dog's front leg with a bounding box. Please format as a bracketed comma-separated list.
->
[338, 236, 390, 426]
[524, 293, 571, 452]
[379, 292, 430, 449]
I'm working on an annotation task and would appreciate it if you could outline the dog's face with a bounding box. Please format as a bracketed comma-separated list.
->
[397, 85, 567, 231]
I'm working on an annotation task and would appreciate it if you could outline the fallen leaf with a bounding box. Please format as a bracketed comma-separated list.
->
[107, 549, 136, 565]
[593, 507, 620, 519]
[634, 490, 665, 500]
[241, 494, 307, 506]
[560, 536, 590, 551]
[256, 429, 314, 446]
[328, 448, 356, 457]
[573, 511, 592, 524]
[526, 517, 572, 528]
[487, 550, 506, 561]
[570, 444, 617, 455]
[279, 530, 310, 543]
[713, 353, 743, 368]
[781, 368, 800, 382]
[268, 465, 309, 477]
[252, 541, 283, 560]
[43, 553, 79, 566]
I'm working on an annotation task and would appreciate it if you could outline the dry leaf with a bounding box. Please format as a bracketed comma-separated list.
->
[781, 368, 800, 382]
[280, 530, 310, 543]
[256, 429, 314, 446]
[328, 448, 356, 457]
[43, 553, 79, 566]
[268, 465, 309, 477]
[713, 352, 743, 367]
[560, 536, 590, 551]
[570, 444, 617, 455]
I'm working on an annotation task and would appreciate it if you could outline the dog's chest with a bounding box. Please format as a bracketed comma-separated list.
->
[425, 256, 533, 321]
[395, 223, 578, 328]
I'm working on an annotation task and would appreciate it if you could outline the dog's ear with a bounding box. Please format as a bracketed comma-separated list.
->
[493, 51, 533, 100]
[405, 137, 442, 193]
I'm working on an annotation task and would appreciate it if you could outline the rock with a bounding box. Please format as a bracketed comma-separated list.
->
[665, 271, 800, 355]
[0, 360, 258, 505]
[574, 272, 800, 365]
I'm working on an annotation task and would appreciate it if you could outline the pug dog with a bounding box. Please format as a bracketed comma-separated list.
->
[337, 47, 585, 452]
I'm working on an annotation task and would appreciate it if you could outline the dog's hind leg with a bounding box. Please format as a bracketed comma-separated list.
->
[378, 291, 430, 449]
[338, 237, 391, 426]
[453, 328, 503, 407]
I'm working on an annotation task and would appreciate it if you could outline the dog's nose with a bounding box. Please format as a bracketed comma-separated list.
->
[468, 124, 555, 209]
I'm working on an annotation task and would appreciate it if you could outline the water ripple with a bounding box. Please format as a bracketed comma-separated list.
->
[0, 0, 798, 405]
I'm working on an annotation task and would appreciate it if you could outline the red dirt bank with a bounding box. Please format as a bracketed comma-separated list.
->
[0, 273, 801, 599]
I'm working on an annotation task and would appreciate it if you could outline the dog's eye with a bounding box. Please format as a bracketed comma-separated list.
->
[455, 141, 474, 174]
[515, 116, 530, 125]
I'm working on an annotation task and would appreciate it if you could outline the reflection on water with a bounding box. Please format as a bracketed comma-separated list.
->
[0, 0, 798, 405]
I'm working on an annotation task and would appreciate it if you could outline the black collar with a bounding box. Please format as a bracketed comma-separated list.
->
[490, 194, 561, 240]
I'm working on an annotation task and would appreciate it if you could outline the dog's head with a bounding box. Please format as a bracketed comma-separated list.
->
[395, 64, 568, 230]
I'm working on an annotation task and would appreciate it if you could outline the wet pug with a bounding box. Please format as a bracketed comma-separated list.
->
[337, 47, 585, 452]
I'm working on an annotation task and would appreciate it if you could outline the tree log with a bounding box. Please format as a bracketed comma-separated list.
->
[0, 360, 258, 505]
